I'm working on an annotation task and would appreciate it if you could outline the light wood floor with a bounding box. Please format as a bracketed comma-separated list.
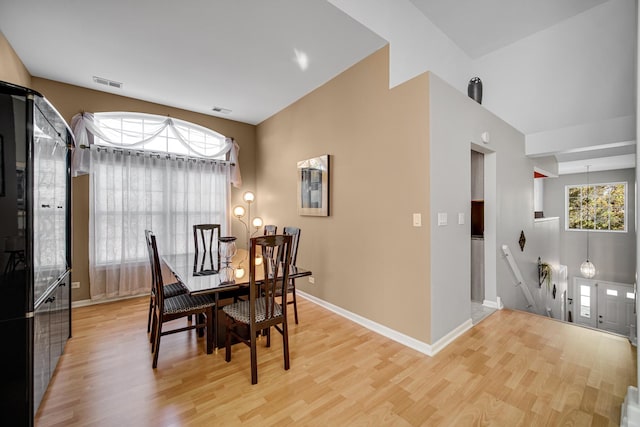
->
[36, 296, 636, 426]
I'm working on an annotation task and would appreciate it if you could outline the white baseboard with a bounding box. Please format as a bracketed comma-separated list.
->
[430, 318, 473, 355]
[483, 299, 498, 309]
[72, 293, 146, 308]
[72, 299, 93, 308]
[297, 290, 472, 357]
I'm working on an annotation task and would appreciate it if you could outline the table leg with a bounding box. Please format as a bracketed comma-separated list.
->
[214, 294, 219, 353]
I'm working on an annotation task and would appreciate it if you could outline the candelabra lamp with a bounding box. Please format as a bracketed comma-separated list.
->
[232, 191, 264, 279]
[233, 190, 263, 251]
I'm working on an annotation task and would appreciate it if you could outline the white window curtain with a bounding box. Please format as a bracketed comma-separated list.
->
[70, 112, 242, 187]
[71, 112, 237, 300]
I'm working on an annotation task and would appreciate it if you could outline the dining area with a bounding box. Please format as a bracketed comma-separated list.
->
[145, 218, 311, 384]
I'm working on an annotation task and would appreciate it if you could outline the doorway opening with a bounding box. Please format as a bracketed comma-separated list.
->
[471, 150, 484, 304]
[470, 149, 494, 324]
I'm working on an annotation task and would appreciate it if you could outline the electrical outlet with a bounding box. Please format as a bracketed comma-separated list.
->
[308, 276, 315, 284]
[71, 281, 80, 289]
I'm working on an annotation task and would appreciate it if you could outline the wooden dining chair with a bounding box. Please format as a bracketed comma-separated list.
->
[145, 230, 188, 333]
[193, 224, 221, 253]
[222, 234, 293, 384]
[147, 231, 216, 368]
[281, 226, 301, 324]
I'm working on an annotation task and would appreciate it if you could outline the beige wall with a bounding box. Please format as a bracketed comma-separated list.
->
[2, 34, 433, 342]
[30, 78, 257, 301]
[256, 46, 432, 343]
[0, 31, 30, 87]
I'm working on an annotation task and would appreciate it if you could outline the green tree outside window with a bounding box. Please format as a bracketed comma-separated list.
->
[566, 182, 626, 231]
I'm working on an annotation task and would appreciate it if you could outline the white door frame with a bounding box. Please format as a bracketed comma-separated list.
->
[471, 143, 496, 308]
[573, 277, 635, 335]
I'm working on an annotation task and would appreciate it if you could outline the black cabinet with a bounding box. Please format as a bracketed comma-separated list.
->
[34, 273, 70, 411]
[0, 81, 73, 426]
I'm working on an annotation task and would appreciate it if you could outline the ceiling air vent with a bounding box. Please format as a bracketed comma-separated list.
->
[93, 76, 123, 89]
[212, 106, 232, 114]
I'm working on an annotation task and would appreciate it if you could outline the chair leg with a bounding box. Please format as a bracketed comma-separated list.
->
[152, 320, 163, 368]
[250, 326, 258, 385]
[197, 313, 205, 337]
[292, 284, 299, 324]
[206, 308, 214, 354]
[282, 320, 290, 371]
[266, 326, 271, 347]
[150, 311, 158, 350]
[147, 294, 153, 333]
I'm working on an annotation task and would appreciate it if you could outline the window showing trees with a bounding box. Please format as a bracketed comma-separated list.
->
[566, 182, 626, 232]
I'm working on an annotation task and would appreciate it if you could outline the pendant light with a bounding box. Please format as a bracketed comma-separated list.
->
[580, 165, 596, 278]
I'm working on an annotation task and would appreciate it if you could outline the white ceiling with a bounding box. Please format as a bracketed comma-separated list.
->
[0, 0, 635, 174]
[0, 0, 386, 125]
[410, 0, 608, 59]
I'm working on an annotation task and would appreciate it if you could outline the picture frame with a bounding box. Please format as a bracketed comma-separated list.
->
[297, 154, 330, 216]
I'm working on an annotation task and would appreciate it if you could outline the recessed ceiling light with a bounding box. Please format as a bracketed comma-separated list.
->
[293, 49, 309, 71]
[93, 76, 123, 89]
[212, 106, 232, 114]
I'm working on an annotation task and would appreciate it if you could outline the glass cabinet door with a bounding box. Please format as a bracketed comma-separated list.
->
[32, 98, 69, 303]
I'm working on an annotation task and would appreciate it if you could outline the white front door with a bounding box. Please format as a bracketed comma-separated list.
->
[573, 277, 635, 336]
[596, 282, 635, 336]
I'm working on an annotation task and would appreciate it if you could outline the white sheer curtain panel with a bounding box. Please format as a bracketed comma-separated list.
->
[88, 147, 231, 300]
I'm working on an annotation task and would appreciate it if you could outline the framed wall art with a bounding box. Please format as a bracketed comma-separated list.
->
[297, 154, 330, 216]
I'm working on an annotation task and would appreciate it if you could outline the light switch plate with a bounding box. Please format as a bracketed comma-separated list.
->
[438, 212, 447, 226]
[458, 213, 465, 225]
[412, 213, 422, 227]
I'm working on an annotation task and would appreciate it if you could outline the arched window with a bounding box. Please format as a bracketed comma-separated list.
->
[71, 112, 240, 300]
[90, 112, 230, 158]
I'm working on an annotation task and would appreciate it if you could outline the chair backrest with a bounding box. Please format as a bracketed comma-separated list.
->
[250, 234, 292, 322]
[262, 225, 277, 259]
[193, 224, 221, 253]
[145, 229, 158, 290]
[282, 227, 301, 266]
[145, 230, 166, 313]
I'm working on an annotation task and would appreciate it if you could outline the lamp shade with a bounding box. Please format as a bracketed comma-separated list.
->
[233, 205, 246, 218]
[252, 216, 263, 228]
[243, 191, 255, 203]
[580, 260, 596, 278]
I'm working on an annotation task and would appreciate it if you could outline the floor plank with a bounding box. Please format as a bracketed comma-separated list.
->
[36, 296, 636, 426]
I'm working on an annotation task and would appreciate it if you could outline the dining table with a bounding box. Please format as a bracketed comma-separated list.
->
[161, 248, 312, 349]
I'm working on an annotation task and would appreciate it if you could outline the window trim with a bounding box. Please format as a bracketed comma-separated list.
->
[564, 180, 627, 233]
[91, 111, 230, 160]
